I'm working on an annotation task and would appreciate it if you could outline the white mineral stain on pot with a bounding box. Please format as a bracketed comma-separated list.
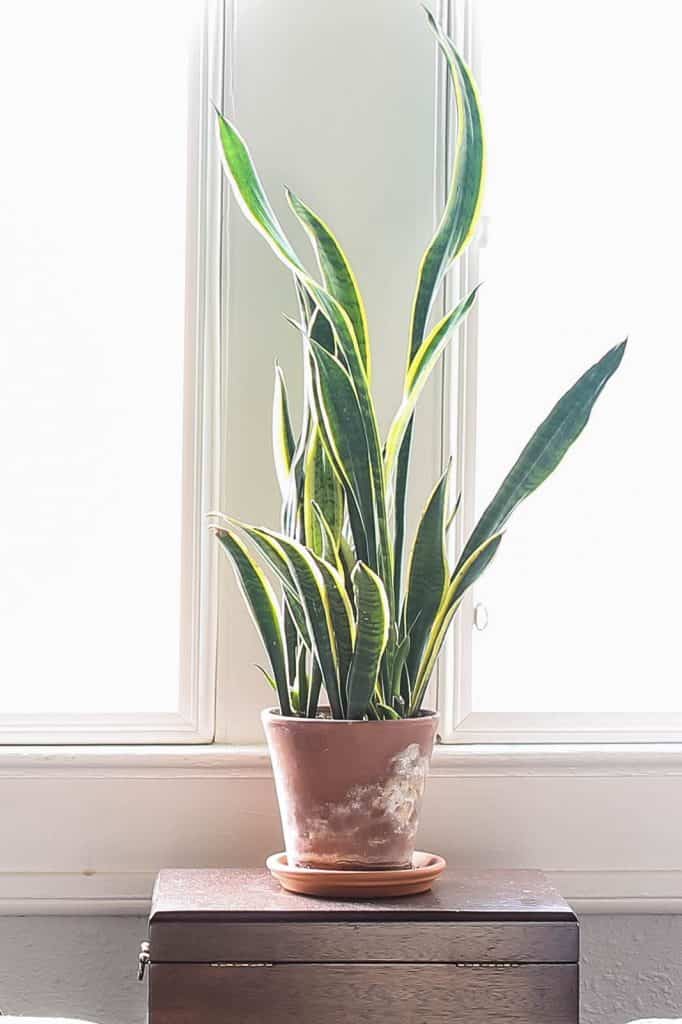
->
[294, 743, 430, 856]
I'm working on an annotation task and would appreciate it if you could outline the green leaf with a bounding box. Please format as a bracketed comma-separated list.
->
[404, 466, 450, 688]
[308, 342, 376, 565]
[409, 9, 485, 359]
[409, 532, 503, 714]
[312, 501, 344, 575]
[215, 528, 291, 716]
[255, 665, 278, 694]
[391, 632, 411, 700]
[307, 308, 393, 606]
[273, 364, 296, 500]
[294, 645, 308, 717]
[283, 601, 299, 689]
[385, 287, 479, 479]
[313, 555, 355, 710]
[457, 340, 627, 571]
[303, 428, 344, 557]
[215, 105, 392, 606]
[346, 563, 390, 720]
[308, 662, 323, 718]
[210, 514, 311, 646]
[395, 10, 485, 608]
[376, 701, 401, 721]
[392, 419, 413, 611]
[446, 492, 462, 531]
[257, 530, 344, 719]
[339, 533, 358, 598]
[215, 108, 370, 445]
[286, 188, 371, 378]
[215, 111, 305, 272]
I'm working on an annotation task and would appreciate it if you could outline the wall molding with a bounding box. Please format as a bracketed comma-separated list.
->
[1, 742, 681, 779]
[2, 869, 681, 917]
[1, 748, 680, 916]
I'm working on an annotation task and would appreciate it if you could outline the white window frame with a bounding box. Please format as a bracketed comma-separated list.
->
[435, 0, 682, 745]
[0, 0, 225, 745]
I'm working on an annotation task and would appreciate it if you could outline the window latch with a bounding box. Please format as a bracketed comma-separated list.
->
[474, 602, 489, 631]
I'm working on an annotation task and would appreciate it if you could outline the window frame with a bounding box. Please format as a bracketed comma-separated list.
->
[435, 0, 682, 745]
[0, 0, 224, 745]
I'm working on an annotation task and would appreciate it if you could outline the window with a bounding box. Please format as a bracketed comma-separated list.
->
[1, 0, 679, 917]
[0, 0, 220, 742]
[442, 0, 682, 741]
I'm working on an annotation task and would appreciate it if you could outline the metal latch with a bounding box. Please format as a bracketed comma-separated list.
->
[137, 940, 151, 981]
[473, 601, 489, 631]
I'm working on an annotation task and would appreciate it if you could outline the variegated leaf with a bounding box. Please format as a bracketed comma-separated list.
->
[214, 528, 291, 715]
[346, 563, 390, 720]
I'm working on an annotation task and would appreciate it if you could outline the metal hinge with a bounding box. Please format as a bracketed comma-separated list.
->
[210, 962, 275, 968]
[137, 940, 151, 981]
[454, 962, 522, 969]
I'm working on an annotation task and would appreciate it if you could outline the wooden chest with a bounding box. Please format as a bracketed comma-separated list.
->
[146, 868, 579, 1024]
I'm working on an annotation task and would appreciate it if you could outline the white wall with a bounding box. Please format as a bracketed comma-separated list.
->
[0, 915, 681, 1024]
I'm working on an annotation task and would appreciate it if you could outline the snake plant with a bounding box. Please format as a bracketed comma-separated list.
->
[211, 8, 626, 720]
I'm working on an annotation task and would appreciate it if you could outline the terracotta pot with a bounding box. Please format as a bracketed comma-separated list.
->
[262, 708, 439, 870]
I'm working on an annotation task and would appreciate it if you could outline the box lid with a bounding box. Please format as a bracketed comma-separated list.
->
[148, 869, 578, 964]
[151, 867, 575, 923]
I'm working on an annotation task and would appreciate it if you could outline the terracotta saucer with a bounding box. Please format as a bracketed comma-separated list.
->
[266, 850, 446, 899]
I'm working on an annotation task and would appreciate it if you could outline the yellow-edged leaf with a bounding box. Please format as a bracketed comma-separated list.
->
[286, 188, 370, 378]
[214, 528, 291, 715]
[346, 563, 390, 720]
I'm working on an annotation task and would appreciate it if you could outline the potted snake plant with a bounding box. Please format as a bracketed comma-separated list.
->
[210, 9, 626, 872]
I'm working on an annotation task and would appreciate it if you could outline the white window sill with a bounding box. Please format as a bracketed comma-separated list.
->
[1, 741, 682, 776]
[1, 742, 680, 916]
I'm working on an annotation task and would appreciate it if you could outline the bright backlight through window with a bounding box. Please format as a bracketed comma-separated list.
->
[0, 1, 194, 713]
[471, 0, 681, 713]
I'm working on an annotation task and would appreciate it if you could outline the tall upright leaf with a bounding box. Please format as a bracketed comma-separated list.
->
[394, 7, 485, 607]
[303, 428, 344, 556]
[312, 501, 344, 575]
[409, 9, 485, 358]
[214, 528, 291, 716]
[403, 466, 450, 687]
[385, 287, 479, 478]
[258, 530, 344, 719]
[272, 364, 296, 500]
[457, 341, 627, 570]
[409, 532, 503, 714]
[286, 188, 371, 377]
[308, 342, 376, 565]
[215, 112, 305, 272]
[312, 555, 355, 711]
[215, 107, 390, 567]
[215, 106, 392, 606]
[346, 563, 390, 720]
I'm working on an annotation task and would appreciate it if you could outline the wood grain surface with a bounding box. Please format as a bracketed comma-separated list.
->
[150, 963, 579, 1024]
[149, 919, 578, 964]
[151, 868, 576, 923]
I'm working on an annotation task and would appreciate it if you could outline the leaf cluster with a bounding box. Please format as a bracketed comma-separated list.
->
[211, 9, 626, 720]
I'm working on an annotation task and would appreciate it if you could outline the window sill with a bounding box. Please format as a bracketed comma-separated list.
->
[1, 741, 680, 916]
[1, 740, 681, 777]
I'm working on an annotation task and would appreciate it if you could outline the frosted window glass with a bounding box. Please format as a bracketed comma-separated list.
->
[471, 0, 682, 712]
[0, 1, 194, 712]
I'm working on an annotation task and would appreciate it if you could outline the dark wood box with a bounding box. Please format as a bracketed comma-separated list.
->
[147, 868, 579, 1023]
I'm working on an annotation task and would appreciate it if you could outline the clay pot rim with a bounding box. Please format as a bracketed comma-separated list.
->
[261, 707, 438, 726]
